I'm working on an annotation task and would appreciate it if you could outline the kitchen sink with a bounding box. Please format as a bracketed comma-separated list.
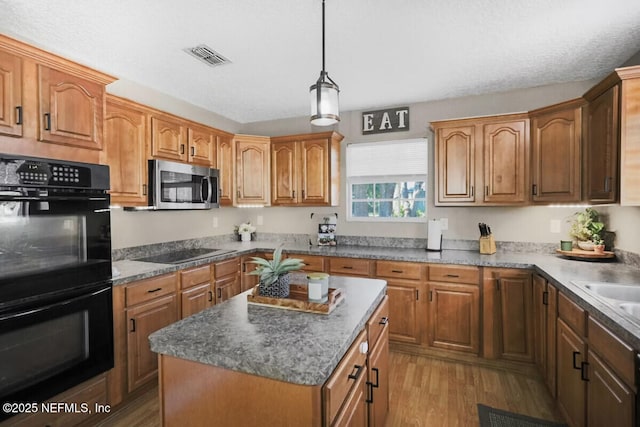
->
[582, 282, 640, 303]
[618, 302, 640, 318]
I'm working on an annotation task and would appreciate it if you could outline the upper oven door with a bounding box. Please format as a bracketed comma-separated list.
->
[149, 159, 219, 209]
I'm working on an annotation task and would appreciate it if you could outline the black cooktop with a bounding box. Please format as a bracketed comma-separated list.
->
[135, 248, 234, 264]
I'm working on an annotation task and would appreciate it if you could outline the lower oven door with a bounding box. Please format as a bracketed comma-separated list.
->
[0, 283, 113, 419]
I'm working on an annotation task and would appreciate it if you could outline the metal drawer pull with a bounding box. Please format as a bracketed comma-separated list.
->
[580, 362, 589, 381]
[371, 367, 380, 388]
[391, 269, 403, 273]
[15, 106, 22, 125]
[180, 144, 185, 154]
[217, 288, 222, 299]
[208, 290, 213, 302]
[366, 382, 374, 403]
[342, 266, 353, 269]
[130, 319, 136, 332]
[147, 287, 162, 293]
[379, 317, 389, 325]
[348, 364, 363, 380]
[572, 351, 581, 370]
[446, 274, 459, 278]
[43, 113, 51, 130]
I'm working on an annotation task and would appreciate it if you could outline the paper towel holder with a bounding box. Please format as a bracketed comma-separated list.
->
[426, 218, 443, 252]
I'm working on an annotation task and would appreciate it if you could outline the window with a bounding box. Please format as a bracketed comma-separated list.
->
[346, 138, 427, 221]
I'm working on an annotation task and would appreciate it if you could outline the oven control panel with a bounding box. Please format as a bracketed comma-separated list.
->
[16, 161, 91, 187]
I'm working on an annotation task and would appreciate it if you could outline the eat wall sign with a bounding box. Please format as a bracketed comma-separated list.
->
[362, 106, 409, 135]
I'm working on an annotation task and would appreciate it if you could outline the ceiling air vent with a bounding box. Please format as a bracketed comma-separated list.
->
[184, 44, 231, 67]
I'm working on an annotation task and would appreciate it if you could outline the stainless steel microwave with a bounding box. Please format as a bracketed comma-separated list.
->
[149, 159, 219, 210]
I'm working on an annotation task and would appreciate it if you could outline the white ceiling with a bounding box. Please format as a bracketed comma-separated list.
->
[2, 0, 640, 124]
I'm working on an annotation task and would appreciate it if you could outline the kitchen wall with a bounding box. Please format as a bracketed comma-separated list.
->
[109, 77, 640, 256]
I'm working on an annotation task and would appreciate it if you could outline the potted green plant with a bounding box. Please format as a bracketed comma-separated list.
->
[248, 245, 305, 298]
[568, 207, 605, 251]
[592, 235, 605, 254]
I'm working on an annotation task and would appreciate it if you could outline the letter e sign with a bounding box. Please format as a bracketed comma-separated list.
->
[362, 107, 409, 135]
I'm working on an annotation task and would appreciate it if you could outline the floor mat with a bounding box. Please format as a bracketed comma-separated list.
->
[477, 404, 567, 427]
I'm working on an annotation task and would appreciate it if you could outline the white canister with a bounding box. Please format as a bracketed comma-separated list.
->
[307, 273, 329, 303]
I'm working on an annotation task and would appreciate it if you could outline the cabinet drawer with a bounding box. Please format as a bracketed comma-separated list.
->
[323, 329, 368, 425]
[295, 254, 326, 272]
[588, 316, 635, 387]
[367, 296, 389, 350]
[329, 258, 372, 277]
[428, 264, 479, 284]
[558, 292, 586, 336]
[376, 261, 422, 280]
[214, 257, 240, 278]
[125, 273, 178, 307]
[180, 264, 211, 289]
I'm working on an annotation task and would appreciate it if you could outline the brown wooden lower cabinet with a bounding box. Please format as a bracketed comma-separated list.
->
[214, 257, 242, 303]
[533, 274, 557, 397]
[367, 326, 390, 427]
[427, 282, 480, 353]
[386, 280, 426, 345]
[587, 350, 634, 427]
[180, 282, 213, 318]
[556, 318, 587, 427]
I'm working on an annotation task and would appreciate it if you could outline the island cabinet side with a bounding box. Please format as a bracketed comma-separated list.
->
[158, 355, 323, 426]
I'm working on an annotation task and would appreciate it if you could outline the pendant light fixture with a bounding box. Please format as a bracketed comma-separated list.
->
[310, 0, 340, 126]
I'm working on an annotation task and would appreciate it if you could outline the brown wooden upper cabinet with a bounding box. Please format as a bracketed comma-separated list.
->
[150, 113, 217, 166]
[104, 95, 148, 206]
[616, 66, 640, 206]
[432, 113, 529, 205]
[217, 134, 234, 206]
[234, 134, 270, 205]
[530, 98, 584, 203]
[0, 48, 23, 138]
[270, 131, 343, 206]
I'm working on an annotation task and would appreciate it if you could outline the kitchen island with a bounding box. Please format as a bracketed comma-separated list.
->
[149, 275, 387, 427]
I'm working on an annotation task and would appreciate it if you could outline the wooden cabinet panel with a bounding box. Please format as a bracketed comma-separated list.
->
[428, 282, 480, 353]
[435, 125, 476, 203]
[586, 350, 634, 427]
[235, 135, 270, 205]
[368, 326, 389, 427]
[241, 255, 260, 292]
[217, 134, 234, 206]
[271, 140, 297, 204]
[497, 271, 533, 362]
[150, 115, 188, 162]
[294, 254, 326, 273]
[126, 293, 178, 392]
[181, 282, 213, 318]
[387, 281, 425, 345]
[587, 316, 635, 387]
[545, 284, 558, 397]
[558, 292, 586, 336]
[0, 48, 22, 137]
[180, 264, 212, 289]
[38, 65, 104, 150]
[534, 275, 558, 397]
[620, 75, 640, 205]
[585, 85, 619, 203]
[428, 264, 479, 284]
[376, 260, 423, 281]
[214, 257, 240, 279]
[367, 296, 389, 351]
[329, 257, 372, 277]
[188, 124, 216, 166]
[300, 138, 330, 205]
[104, 96, 148, 206]
[483, 119, 529, 203]
[125, 273, 177, 306]
[215, 273, 241, 304]
[530, 100, 583, 203]
[556, 319, 587, 427]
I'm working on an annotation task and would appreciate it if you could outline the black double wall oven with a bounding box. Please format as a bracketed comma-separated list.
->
[0, 154, 113, 421]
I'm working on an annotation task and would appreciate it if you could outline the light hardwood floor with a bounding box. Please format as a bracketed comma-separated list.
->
[97, 351, 564, 426]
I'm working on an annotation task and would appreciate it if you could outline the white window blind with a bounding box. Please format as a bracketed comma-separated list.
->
[346, 139, 428, 178]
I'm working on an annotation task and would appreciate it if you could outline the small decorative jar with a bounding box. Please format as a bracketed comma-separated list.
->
[307, 273, 329, 303]
[240, 232, 251, 242]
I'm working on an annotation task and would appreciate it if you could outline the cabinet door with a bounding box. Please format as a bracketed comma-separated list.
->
[435, 125, 475, 203]
[150, 115, 188, 162]
[215, 273, 241, 304]
[531, 106, 582, 203]
[556, 319, 587, 427]
[620, 78, 640, 205]
[0, 49, 22, 137]
[104, 97, 148, 206]
[38, 65, 104, 149]
[368, 326, 389, 427]
[497, 271, 534, 362]
[587, 350, 634, 427]
[299, 138, 330, 205]
[217, 134, 234, 206]
[235, 136, 270, 205]
[271, 140, 298, 205]
[386, 280, 425, 345]
[533, 275, 546, 373]
[181, 283, 214, 319]
[126, 294, 178, 392]
[188, 125, 216, 166]
[585, 85, 619, 203]
[428, 282, 480, 353]
[333, 367, 368, 427]
[483, 119, 529, 203]
[241, 256, 260, 292]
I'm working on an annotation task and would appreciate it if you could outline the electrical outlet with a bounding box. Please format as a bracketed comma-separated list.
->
[257, 215, 264, 226]
[440, 218, 448, 230]
[212, 217, 218, 228]
[550, 219, 561, 233]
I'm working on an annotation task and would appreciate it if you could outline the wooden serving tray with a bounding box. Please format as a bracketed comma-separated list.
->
[247, 284, 345, 314]
[556, 248, 615, 260]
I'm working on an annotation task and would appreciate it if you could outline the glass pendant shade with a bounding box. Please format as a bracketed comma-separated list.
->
[310, 76, 340, 126]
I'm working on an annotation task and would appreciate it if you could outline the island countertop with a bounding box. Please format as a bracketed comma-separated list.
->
[149, 275, 386, 386]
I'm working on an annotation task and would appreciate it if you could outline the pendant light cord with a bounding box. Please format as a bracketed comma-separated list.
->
[322, 0, 326, 74]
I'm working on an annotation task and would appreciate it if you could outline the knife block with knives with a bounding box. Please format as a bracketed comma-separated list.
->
[479, 222, 496, 255]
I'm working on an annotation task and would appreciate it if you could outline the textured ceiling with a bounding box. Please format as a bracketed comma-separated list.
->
[1, 0, 640, 124]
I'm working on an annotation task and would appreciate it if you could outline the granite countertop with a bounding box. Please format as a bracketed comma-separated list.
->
[113, 242, 640, 350]
[148, 275, 386, 386]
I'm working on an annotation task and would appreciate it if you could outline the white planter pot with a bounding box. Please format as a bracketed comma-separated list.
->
[241, 232, 251, 242]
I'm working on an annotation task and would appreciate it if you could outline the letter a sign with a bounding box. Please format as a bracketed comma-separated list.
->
[362, 107, 409, 135]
